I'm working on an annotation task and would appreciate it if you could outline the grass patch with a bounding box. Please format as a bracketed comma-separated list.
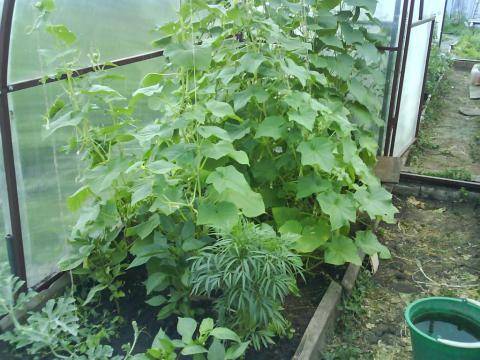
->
[443, 16, 469, 36]
[421, 168, 473, 181]
[453, 31, 480, 60]
[322, 271, 374, 360]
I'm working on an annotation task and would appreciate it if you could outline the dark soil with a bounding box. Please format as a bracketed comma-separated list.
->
[0, 260, 343, 359]
[246, 264, 345, 360]
[323, 193, 480, 359]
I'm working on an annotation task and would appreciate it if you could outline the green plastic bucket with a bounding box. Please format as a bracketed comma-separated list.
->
[405, 297, 480, 360]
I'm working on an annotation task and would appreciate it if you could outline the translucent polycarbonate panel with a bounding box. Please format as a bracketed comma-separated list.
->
[424, 0, 447, 40]
[372, 0, 403, 47]
[8, 56, 167, 286]
[9, 83, 79, 286]
[8, 0, 180, 83]
[393, 22, 432, 157]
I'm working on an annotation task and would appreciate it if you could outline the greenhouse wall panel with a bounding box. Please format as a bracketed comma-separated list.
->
[8, 0, 180, 84]
[393, 22, 432, 157]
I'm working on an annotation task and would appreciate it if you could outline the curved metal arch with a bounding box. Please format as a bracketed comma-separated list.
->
[0, 0, 27, 283]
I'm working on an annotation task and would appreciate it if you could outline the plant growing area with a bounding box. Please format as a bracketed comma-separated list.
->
[4, 0, 449, 359]
[5, 0, 480, 360]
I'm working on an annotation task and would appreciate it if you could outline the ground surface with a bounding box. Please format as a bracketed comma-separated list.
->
[403, 68, 480, 182]
[322, 194, 480, 359]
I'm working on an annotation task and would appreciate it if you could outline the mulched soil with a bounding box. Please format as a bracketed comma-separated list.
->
[322, 194, 480, 359]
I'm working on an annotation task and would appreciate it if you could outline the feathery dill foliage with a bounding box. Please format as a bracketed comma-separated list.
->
[190, 222, 303, 349]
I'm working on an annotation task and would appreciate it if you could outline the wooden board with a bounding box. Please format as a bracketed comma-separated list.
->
[374, 156, 402, 184]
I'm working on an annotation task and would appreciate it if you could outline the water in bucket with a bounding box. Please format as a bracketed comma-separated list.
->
[414, 312, 480, 343]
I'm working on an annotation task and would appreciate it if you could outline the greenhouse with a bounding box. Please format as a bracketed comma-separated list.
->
[0, 0, 478, 359]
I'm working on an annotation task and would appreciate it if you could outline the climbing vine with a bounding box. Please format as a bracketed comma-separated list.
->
[38, 0, 396, 330]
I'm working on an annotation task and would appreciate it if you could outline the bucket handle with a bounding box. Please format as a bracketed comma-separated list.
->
[437, 339, 480, 349]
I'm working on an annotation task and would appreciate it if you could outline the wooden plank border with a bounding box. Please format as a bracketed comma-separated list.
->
[293, 258, 364, 359]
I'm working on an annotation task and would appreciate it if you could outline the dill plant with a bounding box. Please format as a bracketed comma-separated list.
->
[190, 222, 303, 349]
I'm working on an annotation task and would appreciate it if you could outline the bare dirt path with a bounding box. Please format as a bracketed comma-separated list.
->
[404, 68, 480, 181]
[322, 194, 480, 360]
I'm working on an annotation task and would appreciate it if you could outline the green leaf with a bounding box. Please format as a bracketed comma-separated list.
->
[197, 201, 238, 231]
[206, 100, 237, 119]
[355, 230, 391, 259]
[325, 234, 362, 265]
[238, 53, 267, 73]
[356, 43, 379, 64]
[296, 174, 331, 199]
[279, 220, 303, 235]
[67, 186, 92, 212]
[201, 141, 249, 165]
[83, 284, 107, 306]
[316, 9, 338, 28]
[177, 317, 198, 344]
[132, 84, 163, 98]
[317, 192, 356, 230]
[47, 98, 65, 120]
[255, 116, 286, 140]
[131, 181, 153, 206]
[272, 207, 302, 227]
[199, 318, 215, 336]
[342, 23, 364, 45]
[208, 339, 226, 360]
[354, 185, 398, 223]
[182, 345, 208, 355]
[225, 342, 250, 360]
[345, 0, 377, 12]
[145, 272, 168, 295]
[148, 160, 176, 175]
[207, 166, 265, 217]
[233, 85, 269, 111]
[319, 34, 343, 49]
[210, 327, 241, 343]
[198, 126, 233, 142]
[349, 79, 379, 111]
[150, 186, 184, 216]
[146, 295, 167, 307]
[281, 58, 309, 86]
[46, 24, 76, 44]
[165, 42, 212, 70]
[288, 107, 317, 131]
[297, 137, 336, 173]
[85, 84, 123, 97]
[126, 213, 160, 239]
[295, 220, 330, 253]
[44, 111, 82, 136]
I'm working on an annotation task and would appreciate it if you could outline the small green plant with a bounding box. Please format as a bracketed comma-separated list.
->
[0, 263, 129, 359]
[190, 222, 303, 349]
[134, 317, 249, 360]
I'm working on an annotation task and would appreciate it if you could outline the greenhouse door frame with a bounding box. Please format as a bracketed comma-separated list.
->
[382, 0, 437, 157]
